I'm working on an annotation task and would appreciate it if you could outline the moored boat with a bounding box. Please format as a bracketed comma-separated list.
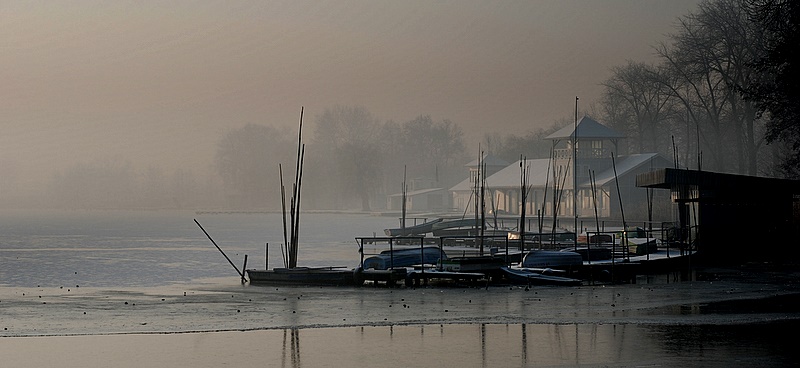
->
[247, 267, 361, 285]
[500, 266, 583, 286]
[439, 256, 506, 273]
[362, 246, 446, 270]
[521, 250, 583, 269]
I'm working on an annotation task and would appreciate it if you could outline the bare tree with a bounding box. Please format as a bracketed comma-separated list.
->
[655, 0, 766, 174]
[309, 106, 382, 211]
[602, 61, 678, 155]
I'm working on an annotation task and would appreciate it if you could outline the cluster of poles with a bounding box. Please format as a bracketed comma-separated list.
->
[280, 107, 306, 269]
[193, 106, 307, 284]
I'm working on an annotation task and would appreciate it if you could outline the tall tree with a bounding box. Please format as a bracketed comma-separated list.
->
[656, 0, 766, 174]
[743, 0, 800, 177]
[483, 122, 562, 162]
[389, 115, 467, 185]
[215, 124, 293, 209]
[602, 61, 678, 154]
[310, 106, 382, 211]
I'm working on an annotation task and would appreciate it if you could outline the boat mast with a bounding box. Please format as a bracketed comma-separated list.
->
[573, 96, 579, 251]
[519, 155, 529, 252]
[401, 165, 407, 231]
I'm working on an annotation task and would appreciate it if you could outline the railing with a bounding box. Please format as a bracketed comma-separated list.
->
[356, 234, 518, 272]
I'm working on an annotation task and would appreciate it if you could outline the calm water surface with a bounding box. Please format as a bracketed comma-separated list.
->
[1, 210, 796, 367]
[0, 209, 391, 287]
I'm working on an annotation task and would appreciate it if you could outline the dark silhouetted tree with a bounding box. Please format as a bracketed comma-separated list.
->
[743, 0, 800, 178]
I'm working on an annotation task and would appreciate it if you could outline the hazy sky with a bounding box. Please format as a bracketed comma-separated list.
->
[1, 0, 701, 190]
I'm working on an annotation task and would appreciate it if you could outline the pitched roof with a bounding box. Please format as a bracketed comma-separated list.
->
[449, 154, 668, 191]
[450, 158, 552, 191]
[545, 116, 625, 140]
[582, 153, 664, 187]
[387, 187, 445, 198]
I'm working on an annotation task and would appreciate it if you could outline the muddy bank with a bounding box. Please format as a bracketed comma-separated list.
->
[2, 265, 799, 337]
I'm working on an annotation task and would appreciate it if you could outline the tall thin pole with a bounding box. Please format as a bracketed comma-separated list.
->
[194, 219, 243, 277]
[519, 155, 529, 252]
[539, 146, 553, 249]
[612, 152, 628, 262]
[402, 165, 407, 230]
[573, 96, 579, 250]
[479, 150, 486, 255]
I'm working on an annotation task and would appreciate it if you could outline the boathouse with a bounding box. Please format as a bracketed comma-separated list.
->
[636, 168, 800, 263]
[450, 154, 510, 213]
[450, 117, 671, 225]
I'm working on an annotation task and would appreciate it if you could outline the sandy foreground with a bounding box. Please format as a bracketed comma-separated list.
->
[2, 266, 799, 367]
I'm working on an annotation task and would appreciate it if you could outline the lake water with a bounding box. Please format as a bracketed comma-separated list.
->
[0, 209, 393, 288]
[1, 210, 797, 367]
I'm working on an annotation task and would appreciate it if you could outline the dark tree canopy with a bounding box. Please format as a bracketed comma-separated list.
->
[744, 0, 800, 177]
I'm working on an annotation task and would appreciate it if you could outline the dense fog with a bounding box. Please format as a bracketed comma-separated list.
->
[5, 1, 790, 212]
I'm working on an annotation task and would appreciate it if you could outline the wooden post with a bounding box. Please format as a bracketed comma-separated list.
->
[241, 255, 248, 284]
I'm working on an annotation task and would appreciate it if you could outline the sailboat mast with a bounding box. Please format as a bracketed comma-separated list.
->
[401, 165, 407, 230]
[573, 96, 579, 250]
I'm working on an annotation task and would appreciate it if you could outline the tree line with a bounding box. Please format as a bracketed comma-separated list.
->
[41, 0, 799, 210]
[214, 107, 468, 211]
[45, 157, 224, 210]
[485, 0, 798, 179]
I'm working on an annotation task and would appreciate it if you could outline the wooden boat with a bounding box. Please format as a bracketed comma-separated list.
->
[362, 246, 446, 270]
[521, 250, 583, 269]
[439, 256, 506, 273]
[580, 248, 697, 280]
[572, 247, 613, 262]
[404, 269, 487, 286]
[500, 267, 583, 286]
[246, 267, 361, 286]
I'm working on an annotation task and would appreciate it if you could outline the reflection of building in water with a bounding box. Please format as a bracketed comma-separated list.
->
[352, 323, 616, 367]
[267, 322, 789, 366]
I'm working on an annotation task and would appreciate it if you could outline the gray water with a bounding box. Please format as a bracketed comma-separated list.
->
[1, 210, 797, 367]
[0, 209, 392, 288]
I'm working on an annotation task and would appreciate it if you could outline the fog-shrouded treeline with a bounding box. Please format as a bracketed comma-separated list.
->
[29, 108, 467, 211]
[11, 0, 798, 211]
[42, 158, 226, 210]
[214, 106, 468, 211]
[487, 0, 799, 179]
[600, 0, 798, 178]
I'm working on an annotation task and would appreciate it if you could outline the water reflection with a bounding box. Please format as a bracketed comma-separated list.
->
[281, 328, 301, 368]
[268, 321, 794, 367]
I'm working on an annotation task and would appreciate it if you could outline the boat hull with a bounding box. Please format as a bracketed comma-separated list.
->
[522, 250, 584, 269]
[500, 267, 582, 286]
[439, 256, 506, 272]
[247, 267, 361, 286]
[362, 247, 446, 270]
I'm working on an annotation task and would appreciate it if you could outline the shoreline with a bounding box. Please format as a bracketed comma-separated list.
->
[3, 266, 799, 367]
[3, 265, 800, 338]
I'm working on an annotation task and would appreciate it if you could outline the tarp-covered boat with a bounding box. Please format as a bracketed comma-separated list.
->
[500, 267, 582, 286]
[362, 246, 445, 270]
[522, 250, 583, 269]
